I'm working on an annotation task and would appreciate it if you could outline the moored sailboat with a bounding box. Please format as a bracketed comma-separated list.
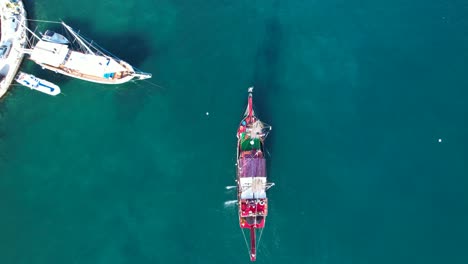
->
[236, 87, 274, 261]
[23, 21, 151, 85]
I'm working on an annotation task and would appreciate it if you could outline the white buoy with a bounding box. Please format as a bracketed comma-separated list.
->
[206, 112, 209, 116]
[438, 138, 442, 143]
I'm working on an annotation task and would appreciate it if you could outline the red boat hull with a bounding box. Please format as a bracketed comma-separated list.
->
[236, 87, 272, 261]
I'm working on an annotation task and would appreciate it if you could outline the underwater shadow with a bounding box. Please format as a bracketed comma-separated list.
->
[58, 18, 153, 68]
[251, 10, 283, 122]
[23, 0, 35, 21]
[60, 19, 156, 122]
[251, 5, 284, 158]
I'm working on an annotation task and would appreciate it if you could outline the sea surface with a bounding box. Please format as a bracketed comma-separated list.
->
[1, 0, 468, 263]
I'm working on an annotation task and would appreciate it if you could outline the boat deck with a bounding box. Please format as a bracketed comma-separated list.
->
[29, 40, 133, 83]
[240, 199, 268, 217]
[0, 0, 27, 98]
[238, 155, 266, 177]
[40, 63, 134, 85]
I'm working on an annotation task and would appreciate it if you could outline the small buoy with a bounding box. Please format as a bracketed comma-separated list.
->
[206, 112, 209, 116]
[438, 138, 442, 143]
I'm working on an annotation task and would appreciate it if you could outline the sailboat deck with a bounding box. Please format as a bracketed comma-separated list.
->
[30, 41, 69, 67]
[64, 51, 127, 77]
[39, 63, 133, 84]
[30, 40, 131, 80]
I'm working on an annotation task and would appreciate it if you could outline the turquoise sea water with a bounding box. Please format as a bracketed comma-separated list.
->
[1, 0, 468, 263]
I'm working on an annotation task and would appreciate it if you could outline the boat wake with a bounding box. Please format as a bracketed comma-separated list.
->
[140, 79, 167, 91]
[224, 200, 237, 208]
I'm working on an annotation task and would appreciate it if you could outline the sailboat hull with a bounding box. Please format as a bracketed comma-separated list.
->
[37, 63, 135, 85]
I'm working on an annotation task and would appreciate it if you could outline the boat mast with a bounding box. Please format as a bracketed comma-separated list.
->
[245, 86, 255, 118]
[61, 22, 95, 55]
[250, 227, 256, 261]
[248, 87, 254, 118]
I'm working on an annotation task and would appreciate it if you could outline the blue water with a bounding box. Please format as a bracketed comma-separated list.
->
[1, 0, 468, 263]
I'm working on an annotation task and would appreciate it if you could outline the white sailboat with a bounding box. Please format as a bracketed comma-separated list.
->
[23, 21, 151, 85]
[15, 71, 60, 96]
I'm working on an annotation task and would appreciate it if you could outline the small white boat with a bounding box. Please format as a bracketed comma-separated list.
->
[41, 30, 69, 44]
[15, 71, 61, 96]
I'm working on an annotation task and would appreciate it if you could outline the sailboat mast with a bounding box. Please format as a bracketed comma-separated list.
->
[250, 227, 256, 261]
[61, 22, 95, 55]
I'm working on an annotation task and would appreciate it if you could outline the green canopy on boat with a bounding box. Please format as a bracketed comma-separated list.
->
[240, 134, 261, 151]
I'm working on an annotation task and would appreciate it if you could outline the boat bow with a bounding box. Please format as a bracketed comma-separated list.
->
[132, 71, 152, 80]
[250, 227, 257, 261]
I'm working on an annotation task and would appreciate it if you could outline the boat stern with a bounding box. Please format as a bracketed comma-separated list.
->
[239, 198, 267, 229]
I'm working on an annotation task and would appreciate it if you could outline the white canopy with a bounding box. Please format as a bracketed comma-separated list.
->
[240, 177, 267, 199]
[30, 41, 69, 67]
